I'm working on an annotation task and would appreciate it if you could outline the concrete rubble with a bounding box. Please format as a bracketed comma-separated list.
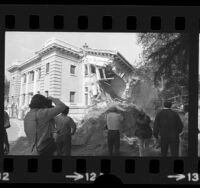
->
[70, 64, 159, 155]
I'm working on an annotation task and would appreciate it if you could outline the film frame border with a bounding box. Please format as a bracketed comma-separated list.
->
[0, 5, 199, 184]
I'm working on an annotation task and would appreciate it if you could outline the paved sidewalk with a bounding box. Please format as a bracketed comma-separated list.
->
[7, 118, 26, 142]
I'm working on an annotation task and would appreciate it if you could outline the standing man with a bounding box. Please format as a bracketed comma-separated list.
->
[106, 106, 125, 156]
[135, 110, 152, 157]
[153, 101, 184, 156]
[54, 106, 77, 156]
[4, 111, 11, 155]
[180, 104, 189, 156]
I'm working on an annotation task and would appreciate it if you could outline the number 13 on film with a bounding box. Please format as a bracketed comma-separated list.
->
[187, 173, 199, 182]
[0, 172, 10, 181]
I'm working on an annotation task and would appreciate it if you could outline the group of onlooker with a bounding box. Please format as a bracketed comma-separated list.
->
[105, 101, 188, 157]
[23, 94, 76, 156]
[4, 94, 189, 157]
[4, 94, 77, 156]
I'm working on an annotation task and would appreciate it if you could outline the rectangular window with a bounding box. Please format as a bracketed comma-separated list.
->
[38, 68, 41, 79]
[45, 91, 49, 97]
[24, 74, 26, 83]
[85, 64, 88, 76]
[85, 93, 88, 105]
[70, 65, 76, 74]
[85, 87, 88, 92]
[31, 72, 34, 81]
[99, 69, 104, 79]
[28, 72, 33, 83]
[90, 64, 96, 74]
[70, 92, 75, 103]
[46, 63, 50, 74]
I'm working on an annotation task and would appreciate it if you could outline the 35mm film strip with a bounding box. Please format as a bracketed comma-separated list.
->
[0, 5, 199, 184]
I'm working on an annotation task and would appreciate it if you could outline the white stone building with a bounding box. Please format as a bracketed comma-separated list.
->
[7, 38, 134, 119]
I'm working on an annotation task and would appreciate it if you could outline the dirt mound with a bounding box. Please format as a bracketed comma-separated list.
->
[71, 103, 141, 156]
[9, 103, 144, 156]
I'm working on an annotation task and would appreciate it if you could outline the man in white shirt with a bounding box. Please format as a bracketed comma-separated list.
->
[106, 106, 125, 156]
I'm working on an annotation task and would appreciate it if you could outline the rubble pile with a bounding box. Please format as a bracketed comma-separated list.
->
[71, 102, 141, 156]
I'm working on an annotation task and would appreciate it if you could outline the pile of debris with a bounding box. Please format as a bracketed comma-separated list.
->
[71, 102, 142, 156]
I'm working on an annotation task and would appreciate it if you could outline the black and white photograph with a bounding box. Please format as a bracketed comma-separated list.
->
[4, 32, 189, 157]
[198, 36, 200, 157]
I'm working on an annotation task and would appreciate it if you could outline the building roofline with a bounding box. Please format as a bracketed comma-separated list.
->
[7, 38, 134, 72]
[115, 52, 135, 71]
[36, 38, 83, 57]
[7, 64, 19, 72]
[83, 47, 134, 71]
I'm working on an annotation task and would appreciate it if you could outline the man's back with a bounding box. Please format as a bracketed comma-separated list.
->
[106, 112, 123, 130]
[55, 115, 72, 135]
[154, 109, 183, 140]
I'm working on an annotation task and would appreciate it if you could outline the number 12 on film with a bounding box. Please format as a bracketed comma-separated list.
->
[0, 172, 9, 181]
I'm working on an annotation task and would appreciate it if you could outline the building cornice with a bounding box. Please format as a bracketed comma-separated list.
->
[83, 47, 116, 58]
[7, 38, 135, 73]
[35, 43, 83, 59]
[7, 55, 41, 73]
[19, 55, 41, 70]
[83, 48, 135, 72]
[7, 64, 19, 72]
[114, 52, 135, 72]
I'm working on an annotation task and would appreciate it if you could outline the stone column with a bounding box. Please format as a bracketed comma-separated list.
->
[33, 69, 37, 94]
[19, 76, 24, 107]
[95, 67, 100, 80]
[103, 69, 106, 79]
[25, 72, 29, 106]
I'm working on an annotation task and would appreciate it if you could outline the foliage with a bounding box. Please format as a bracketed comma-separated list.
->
[137, 33, 189, 99]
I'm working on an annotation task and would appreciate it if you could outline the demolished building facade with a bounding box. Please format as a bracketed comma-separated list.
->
[8, 38, 148, 119]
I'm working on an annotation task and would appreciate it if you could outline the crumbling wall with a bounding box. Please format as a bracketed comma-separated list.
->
[89, 62, 159, 118]
[110, 75, 126, 98]
[129, 80, 159, 117]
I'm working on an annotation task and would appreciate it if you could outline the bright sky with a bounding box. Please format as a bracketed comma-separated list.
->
[5, 32, 144, 79]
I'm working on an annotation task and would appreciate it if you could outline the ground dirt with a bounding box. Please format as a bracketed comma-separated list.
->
[9, 103, 160, 156]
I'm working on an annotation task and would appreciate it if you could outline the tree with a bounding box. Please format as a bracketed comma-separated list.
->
[137, 33, 189, 99]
